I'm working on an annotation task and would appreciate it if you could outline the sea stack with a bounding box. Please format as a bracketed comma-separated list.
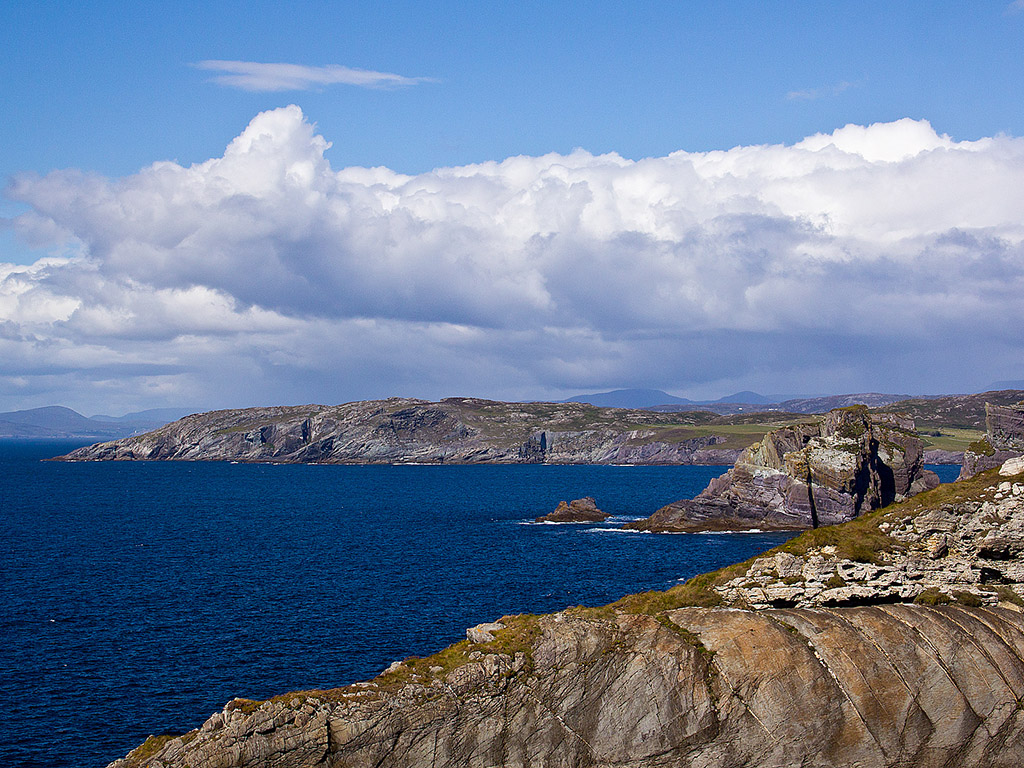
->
[627, 406, 938, 532]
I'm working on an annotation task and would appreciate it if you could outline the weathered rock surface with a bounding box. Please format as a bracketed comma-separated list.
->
[110, 463, 1024, 768]
[58, 398, 746, 466]
[960, 402, 1024, 479]
[712, 459, 1024, 609]
[111, 605, 1024, 768]
[628, 406, 937, 532]
[534, 496, 608, 523]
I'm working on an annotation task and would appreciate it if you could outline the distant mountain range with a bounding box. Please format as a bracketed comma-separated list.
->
[0, 406, 194, 439]
[558, 388, 902, 413]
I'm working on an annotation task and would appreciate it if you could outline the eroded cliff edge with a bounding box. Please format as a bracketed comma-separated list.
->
[113, 462, 1024, 768]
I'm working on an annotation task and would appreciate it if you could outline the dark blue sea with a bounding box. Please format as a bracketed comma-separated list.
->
[0, 440, 962, 768]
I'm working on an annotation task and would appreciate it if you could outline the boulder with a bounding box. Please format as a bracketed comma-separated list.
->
[466, 622, 505, 643]
[1000, 456, 1024, 477]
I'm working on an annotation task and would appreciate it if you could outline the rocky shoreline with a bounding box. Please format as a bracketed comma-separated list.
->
[57, 398, 750, 466]
[110, 458, 1024, 768]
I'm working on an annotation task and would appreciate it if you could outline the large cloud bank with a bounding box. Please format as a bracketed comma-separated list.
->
[3, 106, 1024, 410]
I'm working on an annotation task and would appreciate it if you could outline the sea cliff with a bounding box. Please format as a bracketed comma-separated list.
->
[628, 406, 938, 532]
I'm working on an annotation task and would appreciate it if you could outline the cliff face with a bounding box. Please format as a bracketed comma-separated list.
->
[629, 407, 937, 532]
[58, 398, 744, 466]
[112, 462, 1024, 768]
[111, 605, 1024, 768]
[960, 402, 1024, 479]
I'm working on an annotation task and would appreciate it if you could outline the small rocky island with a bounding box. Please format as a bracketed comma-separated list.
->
[534, 496, 609, 523]
[627, 406, 938, 532]
[111, 457, 1024, 768]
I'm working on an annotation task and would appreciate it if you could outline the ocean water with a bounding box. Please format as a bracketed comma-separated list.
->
[0, 440, 961, 768]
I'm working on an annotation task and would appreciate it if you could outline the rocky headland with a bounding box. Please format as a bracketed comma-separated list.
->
[960, 401, 1024, 480]
[52, 390, 1024, 467]
[627, 406, 938, 532]
[56, 398, 764, 466]
[111, 459, 1024, 768]
[534, 496, 609, 523]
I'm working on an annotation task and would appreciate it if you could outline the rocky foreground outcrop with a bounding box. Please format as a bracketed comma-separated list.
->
[960, 402, 1024, 480]
[113, 461, 1024, 768]
[59, 398, 745, 466]
[534, 496, 609, 523]
[628, 407, 938, 532]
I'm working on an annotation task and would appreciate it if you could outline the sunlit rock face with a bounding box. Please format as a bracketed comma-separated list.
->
[629, 406, 936, 532]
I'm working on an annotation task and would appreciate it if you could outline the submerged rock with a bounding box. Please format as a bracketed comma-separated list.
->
[628, 406, 937, 532]
[534, 496, 608, 523]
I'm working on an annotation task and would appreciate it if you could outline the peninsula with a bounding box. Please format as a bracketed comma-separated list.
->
[55, 390, 1024, 466]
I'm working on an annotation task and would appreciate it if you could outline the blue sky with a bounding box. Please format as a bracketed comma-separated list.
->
[5, 1, 1023, 182]
[1, 1, 1024, 413]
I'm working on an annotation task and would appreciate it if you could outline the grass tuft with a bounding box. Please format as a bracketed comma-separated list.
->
[914, 587, 951, 605]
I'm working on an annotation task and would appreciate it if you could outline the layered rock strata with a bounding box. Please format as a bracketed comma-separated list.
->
[628, 406, 938, 532]
[960, 402, 1024, 479]
[711, 464, 1024, 609]
[112, 607, 1024, 768]
[58, 398, 744, 466]
[534, 496, 608, 523]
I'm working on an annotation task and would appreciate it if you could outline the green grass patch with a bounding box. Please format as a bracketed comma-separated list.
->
[609, 572, 724, 614]
[122, 732, 195, 767]
[914, 587, 951, 605]
[918, 427, 983, 452]
[996, 586, 1024, 607]
[953, 591, 984, 607]
[967, 437, 996, 456]
[777, 513, 895, 564]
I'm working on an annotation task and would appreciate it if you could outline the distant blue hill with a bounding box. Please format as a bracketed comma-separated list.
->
[561, 389, 693, 408]
[0, 405, 194, 438]
[0, 406, 132, 438]
[562, 388, 788, 409]
[91, 407, 194, 424]
[712, 390, 774, 405]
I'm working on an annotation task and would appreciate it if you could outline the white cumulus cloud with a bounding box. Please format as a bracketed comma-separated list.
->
[3, 106, 1024, 412]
